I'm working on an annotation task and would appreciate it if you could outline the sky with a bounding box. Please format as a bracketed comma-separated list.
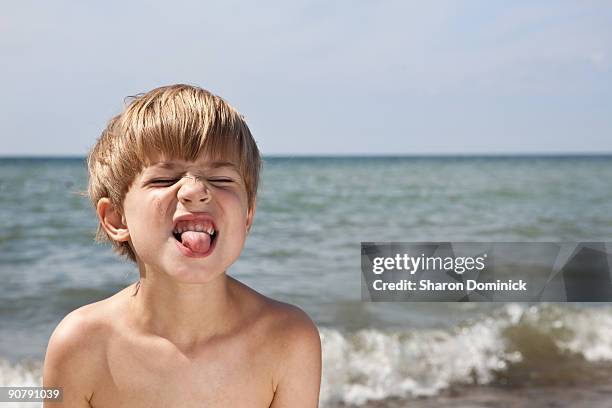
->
[1, 0, 611, 156]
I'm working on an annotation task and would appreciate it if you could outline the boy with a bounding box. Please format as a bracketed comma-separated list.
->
[43, 84, 322, 407]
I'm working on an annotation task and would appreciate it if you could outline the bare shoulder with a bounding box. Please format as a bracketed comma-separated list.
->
[265, 299, 320, 349]
[43, 286, 131, 406]
[45, 285, 131, 361]
[231, 277, 320, 346]
[230, 279, 322, 407]
[260, 299, 322, 407]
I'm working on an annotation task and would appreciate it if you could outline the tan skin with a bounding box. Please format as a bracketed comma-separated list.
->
[43, 157, 322, 407]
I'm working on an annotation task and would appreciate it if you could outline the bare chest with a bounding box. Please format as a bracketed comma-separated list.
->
[89, 336, 275, 408]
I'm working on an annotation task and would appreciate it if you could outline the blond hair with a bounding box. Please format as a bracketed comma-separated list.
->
[87, 84, 261, 262]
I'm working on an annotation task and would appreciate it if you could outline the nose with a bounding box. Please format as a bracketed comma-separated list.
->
[177, 175, 211, 204]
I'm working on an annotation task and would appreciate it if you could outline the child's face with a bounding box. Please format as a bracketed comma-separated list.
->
[120, 154, 255, 283]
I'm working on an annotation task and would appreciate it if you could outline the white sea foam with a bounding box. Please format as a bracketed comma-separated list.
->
[319, 320, 512, 405]
[0, 358, 41, 408]
[319, 303, 612, 407]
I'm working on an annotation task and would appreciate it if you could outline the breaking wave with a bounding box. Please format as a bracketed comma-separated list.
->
[319, 303, 612, 406]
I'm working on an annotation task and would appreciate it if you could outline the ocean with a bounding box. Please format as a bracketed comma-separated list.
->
[1, 155, 612, 407]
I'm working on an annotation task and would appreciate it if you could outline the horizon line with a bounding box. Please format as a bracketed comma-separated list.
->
[1, 152, 612, 160]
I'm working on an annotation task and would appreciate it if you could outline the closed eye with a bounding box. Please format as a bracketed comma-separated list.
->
[150, 179, 179, 185]
[148, 178, 235, 186]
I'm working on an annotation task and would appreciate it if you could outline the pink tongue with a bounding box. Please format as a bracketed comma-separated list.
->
[180, 231, 211, 254]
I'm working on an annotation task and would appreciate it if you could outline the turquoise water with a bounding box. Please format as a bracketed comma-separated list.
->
[1, 156, 612, 405]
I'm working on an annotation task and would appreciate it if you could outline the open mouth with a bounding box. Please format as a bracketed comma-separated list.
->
[172, 229, 217, 245]
[171, 219, 218, 257]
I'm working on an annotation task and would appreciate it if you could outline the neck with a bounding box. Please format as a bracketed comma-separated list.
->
[128, 270, 237, 348]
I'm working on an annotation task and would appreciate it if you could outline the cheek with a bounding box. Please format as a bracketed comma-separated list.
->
[124, 193, 169, 242]
[219, 190, 249, 222]
[153, 195, 168, 218]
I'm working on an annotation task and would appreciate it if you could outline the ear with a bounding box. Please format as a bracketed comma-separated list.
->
[246, 198, 257, 234]
[96, 198, 130, 242]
